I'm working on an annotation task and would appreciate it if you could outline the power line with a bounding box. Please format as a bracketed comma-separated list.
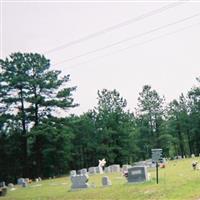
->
[53, 13, 200, 66]
[54, 21, 200, 70]
[45, 0, 188, 54]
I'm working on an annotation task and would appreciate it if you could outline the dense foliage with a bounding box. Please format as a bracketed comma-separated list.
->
[0, 53, 200, 183]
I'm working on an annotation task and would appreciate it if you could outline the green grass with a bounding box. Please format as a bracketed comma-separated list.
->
[2, 158, 200, 200]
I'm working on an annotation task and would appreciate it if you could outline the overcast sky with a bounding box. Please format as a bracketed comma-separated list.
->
[1, 0, 200, 115]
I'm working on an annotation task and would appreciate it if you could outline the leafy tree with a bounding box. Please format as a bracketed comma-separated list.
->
[95, 89, 136, 165]
[188, 77, 200, 155]
[0, 52, 77, 177]
[136, 85, 165, 158]
[167, 95, 190, 157]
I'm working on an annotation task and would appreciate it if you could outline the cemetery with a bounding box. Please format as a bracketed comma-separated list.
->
[1, 158, 200, 200]
[1, 1, 200, 199]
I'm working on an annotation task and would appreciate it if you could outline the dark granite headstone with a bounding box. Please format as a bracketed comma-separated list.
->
[127, 166, 148, 183]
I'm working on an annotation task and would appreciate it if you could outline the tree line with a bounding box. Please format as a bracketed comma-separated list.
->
[0, 53, 199, 183]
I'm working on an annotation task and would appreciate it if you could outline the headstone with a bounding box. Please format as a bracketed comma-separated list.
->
[104, 166, 111, 173]
[0, 182, 5, 187]
[80, 168, 87, 175]
[88, 167, 96, 174]
[8, 183, 14, 188]
[127, 166, 149, 183]
[70, 174, 89, 190]
[110, 164, 120, 173]
[177, 155, 182, 159]
[191, 154, 195, 158]
[25, 178, 29, 183]
[17, 178, 25, 185]
[38, 177, 42, 181]
[70, 170, 76, 176]
[134, 161, 145, 166]
[102, 176, 112, 186]
[22, 180, 28, 188]
[95, 166, 101, 173]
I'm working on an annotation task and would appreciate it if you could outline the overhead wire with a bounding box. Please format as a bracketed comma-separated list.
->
[53, 13, 200, 66]
[52, 21, 200, 70]
[44, 0, 189, 54]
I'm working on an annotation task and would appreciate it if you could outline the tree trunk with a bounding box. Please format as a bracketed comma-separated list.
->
[19, 88, 28, 177]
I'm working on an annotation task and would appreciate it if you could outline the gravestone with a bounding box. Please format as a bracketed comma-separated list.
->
[25, 178, 29, 183]
[80, 168, 87, 175]
[177, 155, 182, 159]
[127, 166, 148, 183]
[102, 176, 112, 186]
[95, 166, 101, 173]
[70, 174, 89, 190]
[191, 154, 195, 158]
[110, 164, 120, 173]
[88, 167, 96, 174]
[0, 182, 5, 187]
[22, 180, 28, 187]
[8, 183, 14, 188]
[17, 178, 25, 185]
[70, 170, 76, 176]
[104, 166, 111, 173]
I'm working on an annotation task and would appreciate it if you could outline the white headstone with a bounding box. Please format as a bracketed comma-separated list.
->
[88, 167, 96, 174]
[80, 168, 87, 175]
[110, 164, 120, 173]
[104, 166, 111, 173]
[17, 178, 25, 185]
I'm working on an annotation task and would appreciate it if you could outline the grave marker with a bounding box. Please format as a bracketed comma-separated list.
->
[127, 166, 148, 183]
[70, 174, 89, 190]
[102, 176, 112, 186]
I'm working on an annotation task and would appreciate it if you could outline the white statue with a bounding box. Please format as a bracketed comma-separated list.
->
[98, 158, 106, 174]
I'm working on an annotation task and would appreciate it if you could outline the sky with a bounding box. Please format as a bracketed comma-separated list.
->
[1, 0, 200, 115]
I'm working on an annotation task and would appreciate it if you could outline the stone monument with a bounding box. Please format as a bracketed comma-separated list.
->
[70, 174, 89, 190]
[127, 166, 149, 183]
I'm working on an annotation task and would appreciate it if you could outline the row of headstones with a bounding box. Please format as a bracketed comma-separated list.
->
[71, 174, 112, 189]
[17, 177, 42, 187]
[70, 164, 133, 176]
[70, 166, 149, 190]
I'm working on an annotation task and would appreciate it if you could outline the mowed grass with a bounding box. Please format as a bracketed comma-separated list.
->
[2, 158, 200, 200]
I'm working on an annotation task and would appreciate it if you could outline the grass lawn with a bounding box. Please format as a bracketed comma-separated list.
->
[2, 158, 200, 200]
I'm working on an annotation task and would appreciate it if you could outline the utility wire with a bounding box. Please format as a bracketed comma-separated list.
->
[45, 0, 188, 54]
[53, 21, 200, 70]
[54, 13, 200, 66]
